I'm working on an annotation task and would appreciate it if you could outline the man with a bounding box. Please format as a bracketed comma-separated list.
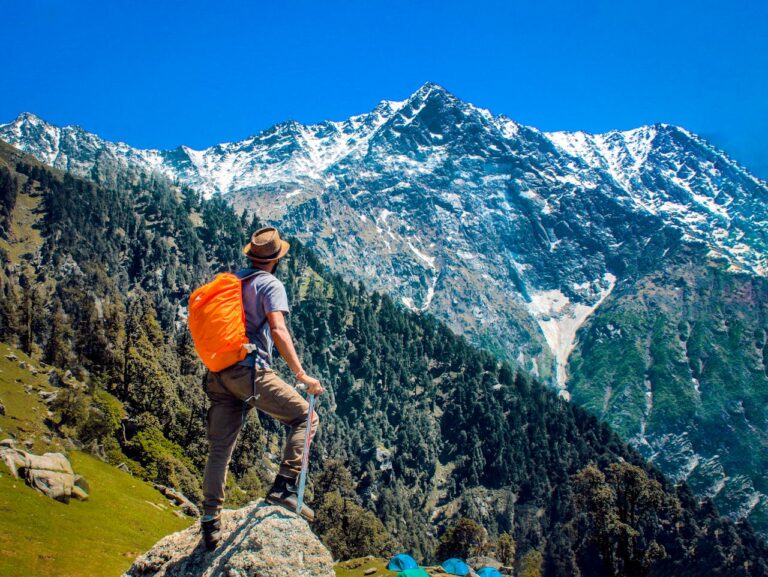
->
[200, 226, 324, 551]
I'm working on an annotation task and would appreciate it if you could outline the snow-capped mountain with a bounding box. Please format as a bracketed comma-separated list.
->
[4, 82, 768, 533]
[5, 86, 767, 381]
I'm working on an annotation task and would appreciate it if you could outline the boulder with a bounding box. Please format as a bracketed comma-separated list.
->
[0, 399, 5, 416]
[63, 437, 84, 451]
[0, 446, 89, 503]
[39, 390, 58, 404]
[124, 501, 335, 577]
[5, 353, 17, 362]
[48, 371, 63, 388]
[153, 483, 200, 517]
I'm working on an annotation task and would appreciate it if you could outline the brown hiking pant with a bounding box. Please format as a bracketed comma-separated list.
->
[201, 364, 319, 516]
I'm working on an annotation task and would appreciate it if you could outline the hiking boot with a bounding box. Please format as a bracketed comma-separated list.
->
[201, 515, 222, 551]
[265, 474, 315, 522]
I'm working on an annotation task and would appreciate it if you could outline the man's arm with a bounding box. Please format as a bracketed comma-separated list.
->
[267, 310, 324, 395]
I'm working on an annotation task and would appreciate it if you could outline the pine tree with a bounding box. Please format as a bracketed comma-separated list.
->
[497, 532, 516, 567]
[45, 300, 73, 369]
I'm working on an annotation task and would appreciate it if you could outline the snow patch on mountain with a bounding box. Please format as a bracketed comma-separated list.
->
[527, 273, 617, 391]
[407, 240, 437, 269]
[548, 125, 768, 275]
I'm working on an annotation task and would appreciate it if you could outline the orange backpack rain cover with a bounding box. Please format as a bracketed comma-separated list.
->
[188, 272, 250, 372]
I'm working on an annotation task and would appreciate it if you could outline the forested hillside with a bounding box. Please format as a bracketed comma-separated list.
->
[569, 249, 768, 534]
[1, 140, 767, 576]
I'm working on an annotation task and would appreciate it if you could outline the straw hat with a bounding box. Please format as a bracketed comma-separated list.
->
[242, 227, 290, 263]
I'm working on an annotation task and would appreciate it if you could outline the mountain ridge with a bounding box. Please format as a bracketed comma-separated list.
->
[3, 140, 768, 576]
[7, 89, 766, 193]
[4, 82, 768, 536]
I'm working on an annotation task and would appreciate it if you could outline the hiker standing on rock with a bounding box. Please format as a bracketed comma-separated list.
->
[198, 227, 323, 550]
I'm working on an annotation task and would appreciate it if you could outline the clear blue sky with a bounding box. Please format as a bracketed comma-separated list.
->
[3, 0, 767, 177]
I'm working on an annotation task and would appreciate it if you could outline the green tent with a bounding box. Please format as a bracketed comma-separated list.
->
[396, 569, 431, 577]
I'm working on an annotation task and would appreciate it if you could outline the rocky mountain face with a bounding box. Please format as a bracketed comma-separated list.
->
[3, 139, 768, 575]
[569, 246, 768, 534]
[3, 83, 768, 533]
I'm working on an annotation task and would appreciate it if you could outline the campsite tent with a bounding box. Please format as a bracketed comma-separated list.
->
[441, 558, 471, 576]
[387, 554, 419, 572]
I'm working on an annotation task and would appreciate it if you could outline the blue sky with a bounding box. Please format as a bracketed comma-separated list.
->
[3, 0, 768, 177]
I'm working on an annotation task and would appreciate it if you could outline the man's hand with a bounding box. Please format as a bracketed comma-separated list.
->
[298, 373, 324, 396]
[268, 310, 324, 396]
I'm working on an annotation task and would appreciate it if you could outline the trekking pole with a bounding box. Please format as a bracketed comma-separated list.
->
[295, 386, 317, 518]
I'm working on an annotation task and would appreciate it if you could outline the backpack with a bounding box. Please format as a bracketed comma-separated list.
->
[188, 270, 261, 372]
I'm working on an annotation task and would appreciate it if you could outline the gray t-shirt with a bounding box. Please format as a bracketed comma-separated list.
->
[235, 268, 290, 369]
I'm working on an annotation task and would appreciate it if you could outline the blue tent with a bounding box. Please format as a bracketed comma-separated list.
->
[387, 553, 418, 572]
[477, 568, 504, 577]
[441, 557, 471, 576]
[396, 570, 430, 577]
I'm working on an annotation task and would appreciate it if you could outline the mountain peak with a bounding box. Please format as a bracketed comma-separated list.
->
[14, 112, 47, 126]
[408, 81, 453, 102]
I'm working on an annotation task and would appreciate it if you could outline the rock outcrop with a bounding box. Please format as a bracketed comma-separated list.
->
[153, 483, 200, 517]
[124, 501, 335, 577]
[0, 442, 89, 502]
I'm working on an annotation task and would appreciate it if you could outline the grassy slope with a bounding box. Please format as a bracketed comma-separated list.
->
[0, 343, 192, 577]
[335, 558, 393, 577]
[0, 339, 398, 577]
[334, 557, 453, 576]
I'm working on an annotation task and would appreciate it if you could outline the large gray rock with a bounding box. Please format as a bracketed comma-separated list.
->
[124, 501, 335, 577]
[0, 445, 89, 502]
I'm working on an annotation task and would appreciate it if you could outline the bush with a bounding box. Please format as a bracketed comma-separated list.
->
[314, 491, 395, 560]
[51, 386, 90, 439]
[497, 532, 516, 566]
[79, 388, 125, 444]
[311, 459, 395, 560]
[435, 517, 488, 561]
[519, 549, 543, 577]
[128, 419, 202, 501]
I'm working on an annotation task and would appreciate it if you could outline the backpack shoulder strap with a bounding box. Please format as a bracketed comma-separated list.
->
[234, 267, 268, 282]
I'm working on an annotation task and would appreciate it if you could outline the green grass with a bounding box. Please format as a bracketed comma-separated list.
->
[0, 342, 193, 576]
[334, 557, 447, 577]
[0, 342, 61, 454]
[334, 557, 396, 576]
[0, 452, 192, 577]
